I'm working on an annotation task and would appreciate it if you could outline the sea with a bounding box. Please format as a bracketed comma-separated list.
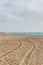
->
[4, 32, 43, 35]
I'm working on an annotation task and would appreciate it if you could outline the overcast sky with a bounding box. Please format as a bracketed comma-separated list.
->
[0, 0, 43, 32]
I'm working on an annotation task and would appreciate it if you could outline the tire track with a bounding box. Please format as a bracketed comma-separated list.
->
[5, 57, 15, 65]
[0, 37, 22, 58]
[19, 38, 35, 65]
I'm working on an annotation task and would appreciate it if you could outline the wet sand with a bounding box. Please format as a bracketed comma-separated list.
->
[0, 33, 43, 65]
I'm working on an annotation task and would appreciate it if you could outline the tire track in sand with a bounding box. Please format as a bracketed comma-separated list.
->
[19, 38, 35, 65]
[0, 37, 22, 58]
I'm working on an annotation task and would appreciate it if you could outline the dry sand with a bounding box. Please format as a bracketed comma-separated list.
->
[0, 33, 43, 65]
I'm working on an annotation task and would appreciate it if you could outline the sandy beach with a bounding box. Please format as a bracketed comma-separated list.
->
[0, 33, 43, 65]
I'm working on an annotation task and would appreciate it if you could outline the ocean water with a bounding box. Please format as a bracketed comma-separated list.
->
[5, 32, 43, 35]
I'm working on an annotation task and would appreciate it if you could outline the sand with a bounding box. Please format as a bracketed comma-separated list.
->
[0, 33, 43, 65]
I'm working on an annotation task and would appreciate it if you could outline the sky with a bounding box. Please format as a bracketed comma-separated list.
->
[0, 0, 43, 32]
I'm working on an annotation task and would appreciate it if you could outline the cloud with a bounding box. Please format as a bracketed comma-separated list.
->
[0, 0, 43, 32]
[26, 0, 43, 11]
[0, 0, 43, 22]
